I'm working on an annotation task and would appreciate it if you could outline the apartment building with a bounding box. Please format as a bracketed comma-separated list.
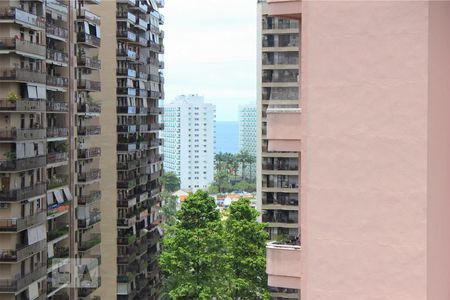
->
[163, 95, 215, 191]
[238, 103, 257, 157]
[256, 1, 300, 297]
[0, 0, 102, 299]
[264, 1, 450, 300]
[92, 0, 165, 299]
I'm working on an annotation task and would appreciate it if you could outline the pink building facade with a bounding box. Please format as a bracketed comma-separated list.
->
[265, 1, 450, 299]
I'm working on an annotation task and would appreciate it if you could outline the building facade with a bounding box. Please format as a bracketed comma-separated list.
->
[163, 95, 215, 191]
[0, 0, 102, 299]
[256, 3, 300, 298]
[264, 1, 450, 300]
[238, 103, 257, 156]
[92, 0, 165, 299]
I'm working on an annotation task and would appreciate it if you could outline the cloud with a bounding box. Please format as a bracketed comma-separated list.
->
[163, 0, 257, 121]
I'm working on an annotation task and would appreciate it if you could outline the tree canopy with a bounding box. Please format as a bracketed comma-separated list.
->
[161, 171, 181, 192]
[160, 191, 269, 299]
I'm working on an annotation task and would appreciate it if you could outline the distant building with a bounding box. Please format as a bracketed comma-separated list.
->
[239, 104, 257, 156]
[163, 95, 215, 190]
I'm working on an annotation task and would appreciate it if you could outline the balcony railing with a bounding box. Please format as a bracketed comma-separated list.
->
[78, 9, 101, 25]
[47, 175, 68, 189]
[78, 233, 101, 251]
[0, 264, 47, 292]
[117, 30, 137, 42]
[3, 239, 46, 262]
[77, 55, 101, 69]
[46, 23, 69, 40]
[0, 128, 45, 141]
[78, 79, 101, 91]
[47, 152, 68, 165]
[0, 8, 45, 30]
[78, 211, 101, 228]
[0, 182, 46, 202]
[0, 211, 46, 232]
[47, 48, 68, 64]
[47, 127, 68, 138]
[78, 191, 101, 206]
[77, 32, 100, 48]
[78, 147, 101, 159]
[266, 241, 301, 289]
[78, 125, 101, 136]
[47, 74, 68, 88]
[47, 101, 68, 112]
[48, 223, 69, 241]
[78, 169, 101, 182]
[0, 38, 46, 57]
[0, 155, 46, 172]
[0, 67, 46, 84]
[0, 99, 45, 112]
[78, 103, 101, 114]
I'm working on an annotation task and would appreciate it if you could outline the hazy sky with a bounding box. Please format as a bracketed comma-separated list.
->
[163, 0, 257, 122]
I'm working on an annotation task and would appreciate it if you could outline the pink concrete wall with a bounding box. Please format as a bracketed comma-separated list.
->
[267, 244, 302, 289]
[301, 1, 429, 299]
[267, 111, 302, 152]
[427, 2, 450, 299]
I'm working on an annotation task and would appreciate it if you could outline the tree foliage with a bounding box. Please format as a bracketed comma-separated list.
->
[160, 191, 178, 226]
[225, 198, 270, 299]
[160, 190, 229, 299]
[160, 191, 269, 299]
[211, 151, 256, 193]
[161, 171, 181, 192]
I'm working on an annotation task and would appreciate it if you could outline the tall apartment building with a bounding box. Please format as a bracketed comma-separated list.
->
[238, 103, 257, 156]
[0, 0, 102, 299]
[92, 0, 165, 299]
[264, 1, 450, 300]
[256, 3, 300, 296]
[163, 95, 215, 191]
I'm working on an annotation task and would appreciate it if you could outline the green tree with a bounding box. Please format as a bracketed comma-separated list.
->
[161, 171, 180, 192]
[160, 190, 230, 299]
[160, 191, 178, 226]
[225, 198, 270, 299]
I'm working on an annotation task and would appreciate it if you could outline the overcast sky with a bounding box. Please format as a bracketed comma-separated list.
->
[162, 0, 257, 122]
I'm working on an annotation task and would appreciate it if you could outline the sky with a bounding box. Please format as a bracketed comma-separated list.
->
[162, 0, 257, 122]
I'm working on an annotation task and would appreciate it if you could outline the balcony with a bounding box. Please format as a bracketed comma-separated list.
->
[117, 87, 136, 96]
[0, 211, 46, 232]
[0, 182, 46, 202]
[78, 169, 101, 183]
[78, 103, 101, 114]
[0, 239, 46, 262]
[117, 48, 137, 60]
[47, 152, 68, 165]
[0, 67, 46, 84]
[117, 68, 137, 78]
[266, 242, 301, 289]
[77, 79, 101, 92]
[46, 23, 69, 40]
[0, 7, 45, 30]
[266, 0, 302, 20]
[0, 264, 47, 292]
[117, 178, 137, 190]
[0, 128, 46, 141]
[136, 18, 148, 31]
[47, 75, 68, 88]
[267, 106, 301, 152]
[46, 0, 69, 15]
[117, 11, 136, 24]
[0, 155, 46, 172]
[77, 55, 101, 69]
[117, 160, 137, 171]
[47, 101, 68, 112]
[47, 48, 68, 65]
[117, 30, 137, 43]
[48, 223, 69, 241]
[78, 233, 101, 251]
[77, 32, 100, 48]
[117, 125, 136, 133]
[78, 211, 101, 228]
[117, 106, 137, 114]
[78, 125, 101, 136]
[0, 38, 46, 58]
[0, 99, 45, 112]
[47, 127, 68, 139]
[47, 175, 68, 190]
[78, 147, 101, 159]
[117, 143, 137, 152]
[78, 191, 101, 206]
[77, 9, 101, 25]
